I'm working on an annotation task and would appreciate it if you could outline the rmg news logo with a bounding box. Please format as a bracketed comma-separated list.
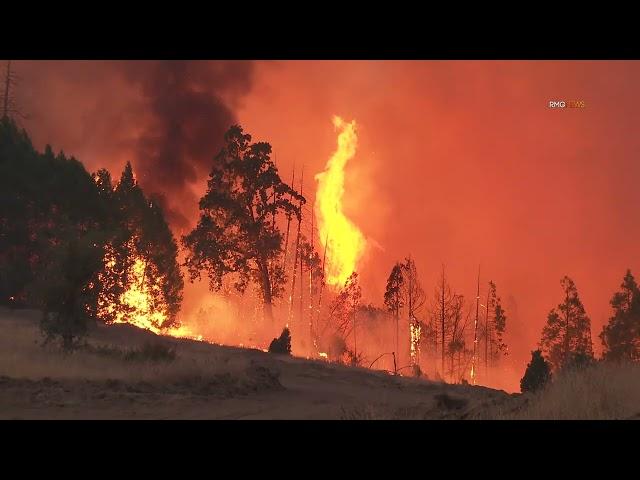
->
[549, 100, 586, 109]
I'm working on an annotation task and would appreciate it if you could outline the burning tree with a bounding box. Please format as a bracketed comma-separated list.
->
[183, 125, 304, 323]
[540, 276, 594, 371]
[96, 162, 183, 332]
[401, 257, 426, 368]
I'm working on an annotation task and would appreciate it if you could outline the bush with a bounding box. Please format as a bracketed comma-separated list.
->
[345, 349, 364, 367]
[268, 327, 292, 355]
[37, 237, 104, 351]
[124, 342, 176, 363]
[521, 350, 552, 393]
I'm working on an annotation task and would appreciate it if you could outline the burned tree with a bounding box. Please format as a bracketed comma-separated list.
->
[183, 125, 304, 322]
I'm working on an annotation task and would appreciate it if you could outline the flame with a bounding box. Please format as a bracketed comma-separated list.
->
[98, 250, 168, 334]
[410, 320, 421, 366]
[315, 116, 367, 287]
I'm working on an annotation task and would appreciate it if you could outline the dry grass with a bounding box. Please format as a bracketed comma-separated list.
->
[484, 362, 640, 420]
[0, 308, 273, 391]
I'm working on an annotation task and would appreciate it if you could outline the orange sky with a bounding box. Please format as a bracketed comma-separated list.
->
[13, 60, 640, 387]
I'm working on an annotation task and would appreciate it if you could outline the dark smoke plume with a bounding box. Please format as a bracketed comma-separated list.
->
[120, 61, 254, 230]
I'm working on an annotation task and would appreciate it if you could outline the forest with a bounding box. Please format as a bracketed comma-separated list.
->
[1, 114, 639, 394]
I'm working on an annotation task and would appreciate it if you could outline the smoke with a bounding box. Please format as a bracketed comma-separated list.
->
[16, 60, 255, 231]
[120, 61, 254, 230]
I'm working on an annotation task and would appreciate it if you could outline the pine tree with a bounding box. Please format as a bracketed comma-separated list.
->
[98, 162, 183, 329]
[600, 270, 640, 362]
[483, 281, 508, 367]
[384, 262, 405, 360]
[540, 276, 593, 370]
[520, 350, 552, 393]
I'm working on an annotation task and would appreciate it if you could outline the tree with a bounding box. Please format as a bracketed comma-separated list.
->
[428, 266, 461, 380]
[97, 162, 184, 330]
[35, 235, 104, 350]
[0, 118, 106, 307]
[540, 276, 594, 370]
[384, 262, 405, 359]
[318, 272, 362, 361]
[483, 281, 508, 369]
[520, 350, 552, 393]
[600, 269, 640, 362]
[269, 327, 292, 355]
[183, 125, 304, 322]
[446, 293, 471, 382]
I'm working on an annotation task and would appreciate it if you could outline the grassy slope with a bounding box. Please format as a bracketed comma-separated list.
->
[0, 307, 517, 419]
[2, 307, 638, 419]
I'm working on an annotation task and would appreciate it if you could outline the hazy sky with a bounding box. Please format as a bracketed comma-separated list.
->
[12, 60, 640, 385]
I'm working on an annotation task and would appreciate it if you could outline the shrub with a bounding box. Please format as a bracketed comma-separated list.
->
[520, 350, 552, 393]
[268, 327, 292, 355]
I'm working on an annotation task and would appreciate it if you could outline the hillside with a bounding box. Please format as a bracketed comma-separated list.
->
[0, 307, 524, 419]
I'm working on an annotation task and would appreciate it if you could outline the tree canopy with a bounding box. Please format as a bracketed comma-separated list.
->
[183, 125, 304, 322]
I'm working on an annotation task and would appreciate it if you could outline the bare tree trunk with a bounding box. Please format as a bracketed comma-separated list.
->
[258, 259, 274, 323]
[564, 291, 570, 365]
[485, 288, 490, 381]
[471, 266, 480, 384]
[441, 266, 445, 379]
[282, 165, 296, 270]
[288, 169, 304, 324]
[2, 61, 11, 120]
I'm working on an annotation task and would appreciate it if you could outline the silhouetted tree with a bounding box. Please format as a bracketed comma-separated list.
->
[35, 235, 104, 350]
[183, 125, 303, 322]
[540, 276, 593, 370]
[428, 267, 463, 380]
[520, 350, 552, 393]
[384, 262, 405, 358]
[0, 118, 106, 306]
[318, 272, 362, 361]
[483, 281, 508, 367]
[600, 269, 640, 362]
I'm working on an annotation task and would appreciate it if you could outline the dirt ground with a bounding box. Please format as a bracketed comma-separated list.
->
[0, 307, 522, 419]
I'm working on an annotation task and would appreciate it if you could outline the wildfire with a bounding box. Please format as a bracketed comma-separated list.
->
[97, 248, 206, 341]
[315, 116, 367, 287]
[410, 320, 421, 365]
[98, 251, 168, 334]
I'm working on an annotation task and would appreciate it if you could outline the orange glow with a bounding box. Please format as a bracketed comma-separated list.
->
[315, 116, 367, 287]
[98, 247, 167, 334]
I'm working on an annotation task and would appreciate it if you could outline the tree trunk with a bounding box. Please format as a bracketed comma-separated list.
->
[258, 259, 274, 323]
[441, 268, 445, 380]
